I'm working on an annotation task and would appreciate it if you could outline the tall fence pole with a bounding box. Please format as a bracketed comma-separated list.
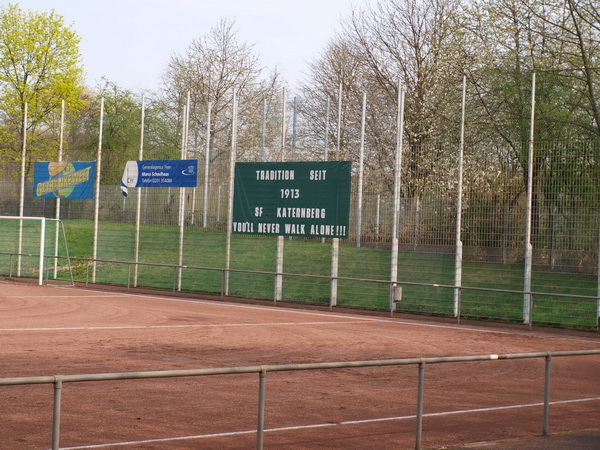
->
[178, 93, 191, 291]
[92, 97, 104, 283]
[37, 218, 46, 286]
[391, 83, 405, 310]
[261, 98, 267, 161]
[503, 202, 510, 264]
[375, 195, 380, 239]
[134, 94, 145, 287]
[203, 101, 212, 228]
[322, 97, 330, 244]
[292, 96, 297, 161]
[413, 196, 420, 252]
[336, 83, 342, 161]
[225, 91, 238, 296]
[275, 88, 287, 302]
[356, 93, 366, 248]
[597, 212, 600, 329]
[54, 100, 65, 279]
[330, 85, 343, 308]
[324, 97, 330, 161]
[523, 72, 536, 326]
[17, 102, 27, 277]
[454, 76, 467, 319]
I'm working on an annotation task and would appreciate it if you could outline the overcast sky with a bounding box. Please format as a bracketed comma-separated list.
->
[15, 0, 369, 93]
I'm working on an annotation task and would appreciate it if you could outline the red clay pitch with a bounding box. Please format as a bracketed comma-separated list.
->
[0, 280, 598, 449]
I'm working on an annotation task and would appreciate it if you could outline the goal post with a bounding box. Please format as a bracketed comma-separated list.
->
[0, 216, 72, 285]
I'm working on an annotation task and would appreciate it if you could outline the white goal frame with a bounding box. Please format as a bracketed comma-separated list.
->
[0, 215, 71, 286]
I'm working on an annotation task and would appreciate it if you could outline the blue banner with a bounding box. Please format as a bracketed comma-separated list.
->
[34, 162, 96, 199]
[121, 160, 198, 196]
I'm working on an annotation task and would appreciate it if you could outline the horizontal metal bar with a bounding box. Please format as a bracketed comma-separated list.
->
[0, 216, 60, 222]
[1, 350, 598, 387]
[3, 252, 599, 302]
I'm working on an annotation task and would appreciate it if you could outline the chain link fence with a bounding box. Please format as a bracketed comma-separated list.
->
[1, 137, 599, 329]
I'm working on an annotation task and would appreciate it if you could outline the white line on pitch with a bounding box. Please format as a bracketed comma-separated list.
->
[56, 285, 600, 344]
[60, 396, 600, 449]
[0, 321, 363, 332]
[8, 294, 125, 298]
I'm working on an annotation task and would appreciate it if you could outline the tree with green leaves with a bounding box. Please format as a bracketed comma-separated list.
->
[0, 3, 84, 177]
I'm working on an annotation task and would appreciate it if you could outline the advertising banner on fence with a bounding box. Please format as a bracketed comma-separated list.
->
[33, 161, 96, 199]
[120, 160, 198, 196]
[232, 161, 352, 238]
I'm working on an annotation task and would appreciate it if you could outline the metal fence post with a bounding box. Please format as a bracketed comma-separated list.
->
[529, 293, 534, 330]
[543, 354, 551, 435]
[52, 379, 63, 450]
[330, 239, 339, 309]
[523, 72, 536, 325]
[415, 361, 425, 450]
[221, 269, 225, 297]
[257, 369, 267, 450]
[172, 267, 177, 292]
[597, 211, 600, 330]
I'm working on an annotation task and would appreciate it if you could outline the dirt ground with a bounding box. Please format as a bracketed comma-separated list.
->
[0, 280, 598, 449]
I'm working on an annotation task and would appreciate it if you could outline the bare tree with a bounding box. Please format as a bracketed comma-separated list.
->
[300, 37, 366, 161]
[302, 0, 464, 197]
[159, 19, 283, 163]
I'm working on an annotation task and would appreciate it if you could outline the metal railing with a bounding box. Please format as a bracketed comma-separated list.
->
[0, 350, 598, 450]
[2, 252, 600, 329]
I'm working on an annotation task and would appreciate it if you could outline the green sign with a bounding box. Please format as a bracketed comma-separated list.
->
[232, 161, 352, 238]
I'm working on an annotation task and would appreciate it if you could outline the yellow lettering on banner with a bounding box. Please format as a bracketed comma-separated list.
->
[36, 167, 92, 196]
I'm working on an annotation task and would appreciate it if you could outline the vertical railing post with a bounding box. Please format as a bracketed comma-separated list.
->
[529, 293, 534, 330]
[543, 354, 551, 435]
[415, 361, 425, 450]
[257, 369, 267, 450]
[221, 269, 226, 297]
[52, 379, 63, 450]
[172, 266, 177, 293]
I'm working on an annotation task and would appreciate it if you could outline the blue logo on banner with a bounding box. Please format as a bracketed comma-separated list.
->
[121, 160, 198, 196]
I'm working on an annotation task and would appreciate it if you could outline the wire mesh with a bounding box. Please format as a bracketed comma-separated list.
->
[1, 131, 599, 328]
